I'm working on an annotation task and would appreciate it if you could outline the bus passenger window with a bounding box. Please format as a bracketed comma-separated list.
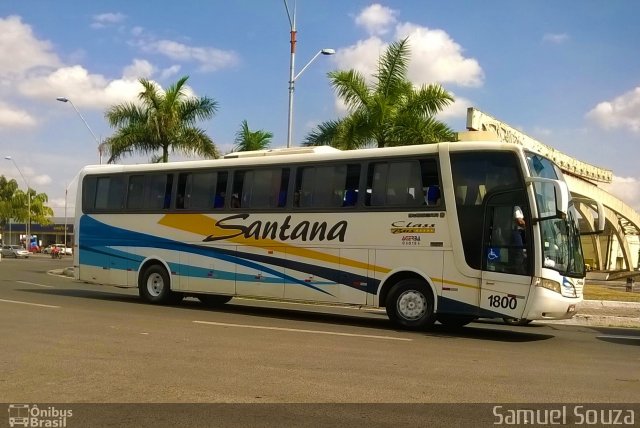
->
[293, 163, 360, 209]
[367, 159, 435, 207]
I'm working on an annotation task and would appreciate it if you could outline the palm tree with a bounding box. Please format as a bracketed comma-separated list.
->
[232, 120, 273, 152]
[304, 38, 455, 149]
[0, 176, 19, 232]
[104, 76, 219, 163]
[0, 177, 53, 241]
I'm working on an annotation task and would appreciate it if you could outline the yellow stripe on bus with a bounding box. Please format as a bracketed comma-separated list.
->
[432, 277, 480, 290]
[158, 214, 391, 274]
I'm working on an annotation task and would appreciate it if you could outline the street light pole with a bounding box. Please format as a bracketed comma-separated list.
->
[56, 97, 104, 164]
[63, 170, 81, 255]
[64, 186, 68, 249]
[4, 156, 30, 250]
[285, 0, 297, 149]
[284, 0, 334, 148]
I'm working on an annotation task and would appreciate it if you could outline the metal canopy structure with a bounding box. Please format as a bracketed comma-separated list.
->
[464, 107, 639, 273]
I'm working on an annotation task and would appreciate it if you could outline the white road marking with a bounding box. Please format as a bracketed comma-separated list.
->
[0, 298, 60, 308]
[193, 320, 412, 342]
[597, 335, 640, 341]
[17, 280, 54, 288]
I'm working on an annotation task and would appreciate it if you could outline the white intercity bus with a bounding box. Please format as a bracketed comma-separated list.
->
[73, 136, 604, 329]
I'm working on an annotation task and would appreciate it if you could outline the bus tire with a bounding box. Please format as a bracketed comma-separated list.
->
[139, 264, 183, 305]
[437, 314, 475, 328]
[386, 279, 435, 330]
[198, 294, 233, 307]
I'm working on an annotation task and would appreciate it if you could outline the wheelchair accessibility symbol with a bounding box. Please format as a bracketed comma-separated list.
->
[487, 247, 499, 261]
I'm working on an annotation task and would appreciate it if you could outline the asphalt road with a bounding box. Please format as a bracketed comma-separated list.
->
[1, 255, 638, 426]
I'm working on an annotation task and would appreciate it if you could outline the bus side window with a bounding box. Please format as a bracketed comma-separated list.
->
[367, 159, 433, 207]
[294, 163, 359, 209]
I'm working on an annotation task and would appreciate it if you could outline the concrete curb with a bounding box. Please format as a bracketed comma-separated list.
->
[48, 267, 74, 278]
[540, 300, 640, 328]
[539, 315, 640, 328]
[580, 300, 640, 309]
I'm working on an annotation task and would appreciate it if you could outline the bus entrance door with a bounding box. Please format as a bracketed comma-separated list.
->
[480, 196, 531, 319]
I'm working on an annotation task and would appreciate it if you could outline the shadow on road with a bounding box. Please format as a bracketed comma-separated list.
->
[21, 287, 555, 343]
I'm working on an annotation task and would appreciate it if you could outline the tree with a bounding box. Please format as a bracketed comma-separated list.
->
[0, 176, 19, 232]
[28, 189, 54, 225]
[304, 38, 455, 149]
[104, 76, 219, 163]
[0, 176, 53, 238]
[232, 120, 273, 152]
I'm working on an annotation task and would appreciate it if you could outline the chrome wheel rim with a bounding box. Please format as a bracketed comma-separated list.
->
[146, 273, 164, 297]
[397, 290, 427, 320]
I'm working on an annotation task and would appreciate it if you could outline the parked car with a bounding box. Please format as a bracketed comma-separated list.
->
[1, 245, 30, 258]
[43, 244, 72, 255]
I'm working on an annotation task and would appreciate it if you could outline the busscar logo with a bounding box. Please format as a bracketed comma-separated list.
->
[8, 404, 73, 427]
[390, 221, 435, 234]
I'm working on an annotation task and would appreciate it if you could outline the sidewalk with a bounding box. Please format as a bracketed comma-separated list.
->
[541, 299, 640, 328]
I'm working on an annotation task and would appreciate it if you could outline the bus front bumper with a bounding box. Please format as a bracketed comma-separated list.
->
[524, 287, 582, 320]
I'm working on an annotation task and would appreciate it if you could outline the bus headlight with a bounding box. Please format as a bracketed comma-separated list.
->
[534, 277, 561, 294]
[561, 279, 577, 298]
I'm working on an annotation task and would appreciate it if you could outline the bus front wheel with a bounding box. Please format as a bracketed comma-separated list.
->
[386, 279, 435, 330]
[139, 264, 183, 305]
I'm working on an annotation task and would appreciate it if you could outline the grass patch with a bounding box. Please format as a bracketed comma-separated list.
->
[584, 283, 640, 302]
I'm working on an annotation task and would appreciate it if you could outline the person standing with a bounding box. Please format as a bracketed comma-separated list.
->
[512, 205, 527, 273]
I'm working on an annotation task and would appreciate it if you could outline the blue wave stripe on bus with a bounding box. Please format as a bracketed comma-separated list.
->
[438, 296, 510, 318]
[83, 243, 333, 294]
[78, 216, 346, 296]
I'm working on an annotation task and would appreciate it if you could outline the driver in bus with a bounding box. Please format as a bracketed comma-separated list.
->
[512, 205, 527, 272]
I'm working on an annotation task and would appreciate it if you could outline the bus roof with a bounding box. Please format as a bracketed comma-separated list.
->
[78, 140, 524, 175]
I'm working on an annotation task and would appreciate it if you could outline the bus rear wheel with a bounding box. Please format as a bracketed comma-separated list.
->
[139, 264, 183, 305]
[198, 294, 233, 307]
[386, 279, 435, 330]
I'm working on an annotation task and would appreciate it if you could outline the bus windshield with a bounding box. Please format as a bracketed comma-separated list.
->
[539, 210, 585, 278]
[526, 151, 585, 277]
[525, 152, 559, 179]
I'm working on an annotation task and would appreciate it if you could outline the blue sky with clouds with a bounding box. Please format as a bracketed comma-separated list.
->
[1, 0, 639, 217]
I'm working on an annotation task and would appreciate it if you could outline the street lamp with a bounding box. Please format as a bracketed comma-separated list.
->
[56, 97, 105, 164]
[284, 0, 334, 148]
[4, 156, 30, 250]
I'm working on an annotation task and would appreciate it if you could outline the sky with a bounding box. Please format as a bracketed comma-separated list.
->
[0, 0, 639, 218]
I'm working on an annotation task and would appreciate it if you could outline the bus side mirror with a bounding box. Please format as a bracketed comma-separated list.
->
[527, 177, 569, 221]
[573, 197, 606, 235]
[553, 181, 569, 217]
